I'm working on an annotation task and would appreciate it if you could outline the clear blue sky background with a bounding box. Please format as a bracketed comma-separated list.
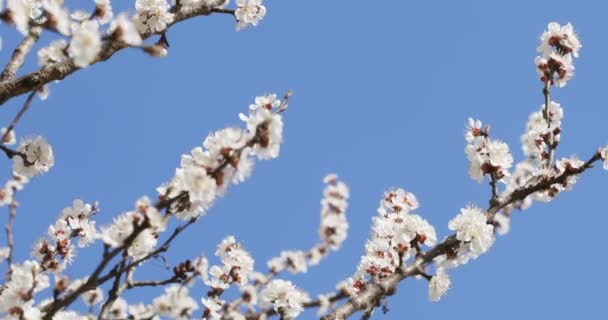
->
[1, 0, 607, 319]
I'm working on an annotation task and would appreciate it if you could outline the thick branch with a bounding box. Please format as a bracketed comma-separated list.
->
[323, 150, 602, 320]
[0, 7, 234, 105]
[0, 27, 42, 82]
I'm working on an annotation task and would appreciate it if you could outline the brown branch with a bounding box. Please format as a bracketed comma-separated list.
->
[4, 192, 17, 270]
[40, 108, 280, 318]
[0, 144, 23, 159]
[2, 91, 36, 143]
[0, 27, 42, 82]
[126, 276, 181, 289]
[0, 6, 235, 106]
[323, 150, 602, 320]
[542, 79, 556, 168]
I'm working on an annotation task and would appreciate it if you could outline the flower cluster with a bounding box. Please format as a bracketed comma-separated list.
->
[318, 174, 350, 251]
[340, 189, 436, 296]
[535, 22, 581, 87]
[267, 174, 350, 274]
[260, 279, 308, 319]
[465, 118, 513, 183]
[32, 200, 99, 272]
[13, 136, 55, 178]
[0, 174, 27, 207]
[134, 0, 174, 34]
[235, 0, 266, 31]
[69, 20, 102, 67]
[152, 285, 199, 319]
[424, 204, 495, 301]
[160, 93, 285, 220]
[521, 101, 563, 162]
[428, 267, 451, 302]
[0, 260, 49, 317]
[448, 205, 495, 259]
[205, 235, 254, 289]
[108, 13, 143, 46]
[100, 197, 167, 259]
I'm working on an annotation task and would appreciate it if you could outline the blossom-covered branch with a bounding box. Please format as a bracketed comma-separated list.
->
[0, 0, 267, 105]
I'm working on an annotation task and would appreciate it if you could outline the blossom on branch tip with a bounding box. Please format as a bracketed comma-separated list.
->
[538, 22, 581, 58]
[241, 106, 283, 160]
[1, 127, 16, 145]
[69, 20, 102, 68]
[465, 126, 513, 183]
[134, 0, 175, 34]
[13, 136, 54, 178]
[428, 268, 451, 302]
[41, 0, 70, 36]
[235, 0, 266, 31]
[536, 22, 581, 87]
[602, 147, 608, 170]
[260, 279, 307, 319]
[94, 0, 114, 25]
[6, 0, 35, 35]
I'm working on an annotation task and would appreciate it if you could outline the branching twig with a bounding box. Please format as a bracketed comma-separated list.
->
[0, 6, 235, 105]
[323, 150, 602, 320]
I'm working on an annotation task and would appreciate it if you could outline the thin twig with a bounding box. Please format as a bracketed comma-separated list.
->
[2, 91, 37, 143]
[4, 191, 17, 270]
[542, 79, 556, 168]
[0, 144, 23, 159]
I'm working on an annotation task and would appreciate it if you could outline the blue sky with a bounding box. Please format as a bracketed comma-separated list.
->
[1, 0, 607, 319]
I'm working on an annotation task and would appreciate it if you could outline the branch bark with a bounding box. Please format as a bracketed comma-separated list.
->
[0, 27, 42, 83]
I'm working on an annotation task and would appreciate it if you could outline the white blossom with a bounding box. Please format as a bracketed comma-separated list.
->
[38, 39, 68, 66]
[1, 128, 16, 145]
[201, 297, 224, 320]
[260, 280, 307, 319]
[7, 0, 35, 35]
[81, 287, 103, 306]
[208, 236, 254, 287]
[153, 285, 198, 319]
[134, 0, 175, 34]
[94, 0, 113, 24]
[106, 297, 128, 319]
[538, 22, 581, 58]
[41, 0, 70, 35]
[108, 13, 142, 46]
[69, 20, 102, 68]
[449, 205, 495, 258]
[13, 136, 54, 178]
[428, 268, 451, 302]
[601, 146, 608, 170]
[240, 103, 284, 160]
[128, 303, 157, 320]
[235, 0, 266, 31]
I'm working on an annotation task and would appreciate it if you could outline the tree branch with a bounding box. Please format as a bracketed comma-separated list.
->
[2, 91, 36, 143]
[0, 6, 235, 106]
[0, 27, 42, 83]
[323, 150, 602, 320]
